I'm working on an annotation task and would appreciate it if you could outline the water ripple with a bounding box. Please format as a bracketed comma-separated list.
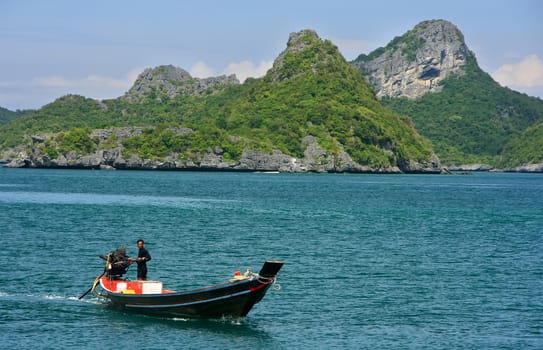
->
[0, 191, 240, 208]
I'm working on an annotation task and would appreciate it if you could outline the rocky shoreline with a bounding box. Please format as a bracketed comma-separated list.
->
[2, 125, 541, 173]
[3, 151, 541, 173]
[0, 149, 543, 174]
[2, 128, 443, 174]
[446, 164, 543, 173]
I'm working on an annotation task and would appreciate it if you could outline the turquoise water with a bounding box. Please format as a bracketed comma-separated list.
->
[1, 168, 542, 349]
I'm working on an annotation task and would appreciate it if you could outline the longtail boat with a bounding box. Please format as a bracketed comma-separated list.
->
[80, 248, 283, 318]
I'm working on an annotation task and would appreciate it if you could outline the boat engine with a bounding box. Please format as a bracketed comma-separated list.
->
[99, 247, 131, 278]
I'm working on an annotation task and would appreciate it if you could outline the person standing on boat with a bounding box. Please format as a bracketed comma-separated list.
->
[129, 239, 151, 280]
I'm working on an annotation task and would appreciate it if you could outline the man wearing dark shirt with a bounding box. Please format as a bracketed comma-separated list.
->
[130, 239, 151, 280]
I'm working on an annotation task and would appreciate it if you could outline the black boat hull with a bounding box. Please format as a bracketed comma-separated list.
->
[98, 260, 283, 318]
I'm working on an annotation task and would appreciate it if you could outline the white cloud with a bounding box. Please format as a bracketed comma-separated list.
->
[493, 54, 543, 88]
[190, 61, 216, 78]
[190, 60, 273, 83]
[31, 76, 71, 88]
[31, 68, 142, 91]
[223, 60, 273, 82]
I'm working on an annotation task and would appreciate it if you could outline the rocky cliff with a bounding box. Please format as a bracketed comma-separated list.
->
[351, 20, 474, 99]
[352, 19, 543, 170]
[3, 127, 411, 173]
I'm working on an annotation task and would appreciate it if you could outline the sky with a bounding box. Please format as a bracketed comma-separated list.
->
[1, 0, 542, 111]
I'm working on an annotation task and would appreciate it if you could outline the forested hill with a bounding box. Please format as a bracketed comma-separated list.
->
[0, 107, 33, 125]
[0, 30, 439, 173]
[351, 19, 543, 169]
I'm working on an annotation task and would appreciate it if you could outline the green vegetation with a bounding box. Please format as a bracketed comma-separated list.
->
[500, 121, 543, 167]
[218, 34, 433, 167]
[25, 128, 98, 159]
[0, 31, 435, 170]
[121, 125, 248, 161]
[0, 95, 112, 149]
[57, 128, 97, 155]
[351, 19, 543, 168]
[381, 56, 543, 166]
[0, 106, 33, 125]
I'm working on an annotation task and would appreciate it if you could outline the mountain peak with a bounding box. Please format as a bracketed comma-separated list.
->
[352, 19, 475, 99]
[266, 29, 344, 83]
[412, 19, 465, 42]
[124, 65, 239, 102]
[286, 29, 320, 51]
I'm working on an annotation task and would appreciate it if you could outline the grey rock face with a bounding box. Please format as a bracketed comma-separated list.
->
[447, 164, 495, 172]
[353, 20, 474, 99]
[506, 163, 543, 173]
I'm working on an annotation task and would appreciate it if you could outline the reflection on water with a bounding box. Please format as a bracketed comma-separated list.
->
[0, 191, 240, 208]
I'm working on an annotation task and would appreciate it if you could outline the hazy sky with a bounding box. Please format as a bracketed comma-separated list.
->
[1, 0, 542, 110]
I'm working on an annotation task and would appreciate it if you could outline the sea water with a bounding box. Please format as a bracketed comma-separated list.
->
[0, 168, 542, 349]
